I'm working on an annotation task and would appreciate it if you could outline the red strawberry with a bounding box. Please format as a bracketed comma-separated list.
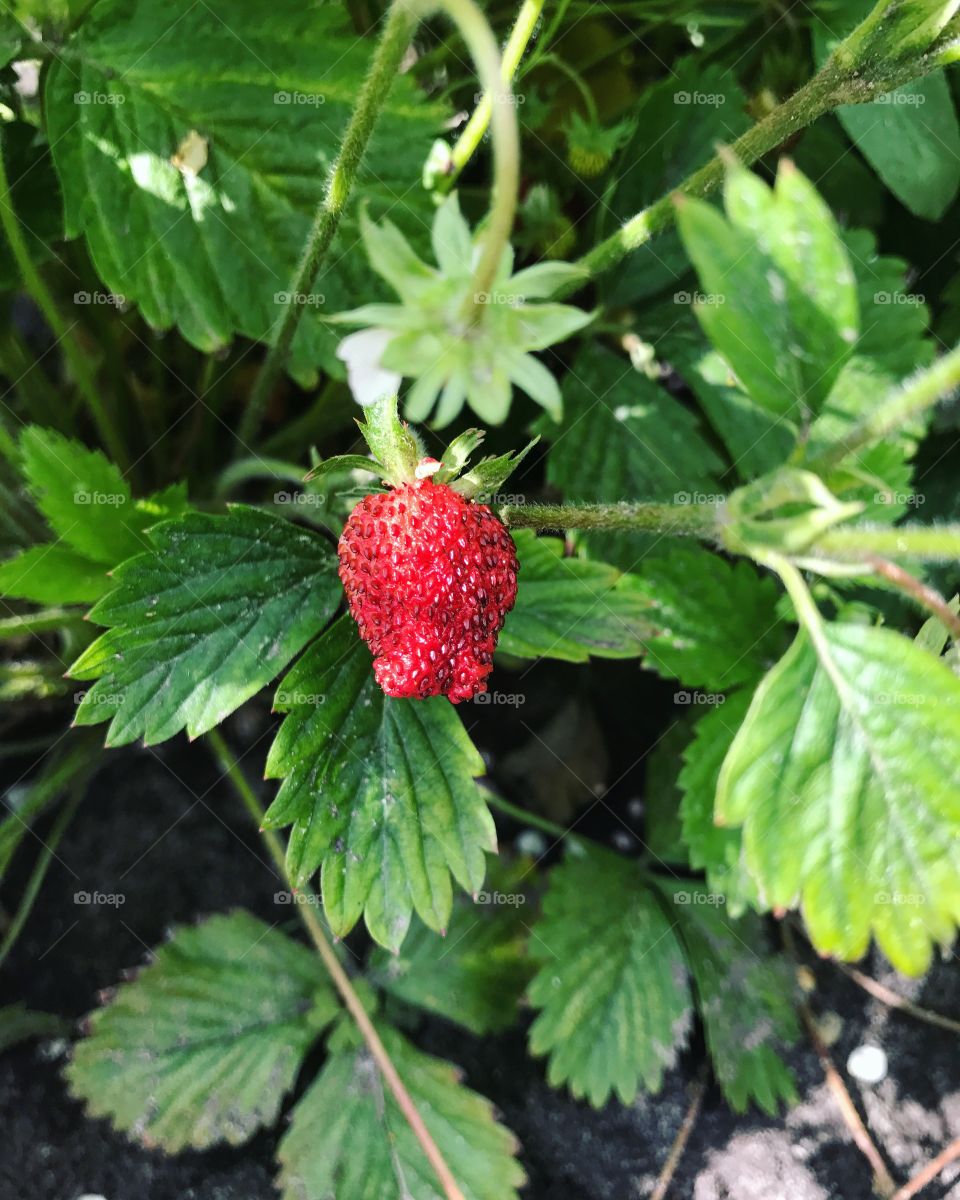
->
[338, 477, 519, 703]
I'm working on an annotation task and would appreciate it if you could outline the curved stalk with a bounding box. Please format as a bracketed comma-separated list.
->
[439, 0, 544, 193]
[417, 0, 519, 315]
[207, 731, 467, 1200]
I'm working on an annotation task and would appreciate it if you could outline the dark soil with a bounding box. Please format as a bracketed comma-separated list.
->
[2, 695, 960, 1200]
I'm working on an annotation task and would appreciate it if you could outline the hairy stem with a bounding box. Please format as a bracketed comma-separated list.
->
[239, 0, 418, 447]
[439, 0, 544, 192]
[499, 499, 723, 539]
[207, 730, 467, 1200]
[811, 342, 960, 472]
[0, 139, 128, 469]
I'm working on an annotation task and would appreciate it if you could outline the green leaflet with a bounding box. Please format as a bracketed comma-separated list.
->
[630, 545, 786, 691]
[603, 58, 750, 306]
[498, 531, 653, 662]
[676, 159, 858, 423]
[67, 912, 336, 1152]
[276, 1023, 525, 1200]
[717, 623, 960, 974]
[0, 426, 189, 605]
[69, 507, 341, 745]
[369, 869, 532, 1035]
[263, 617, 496, 951]
[44, 0, 444, 383]
[654, 879, 799, 1114]
[678, 687, 759, 915]
[527, 847, 692, 1106]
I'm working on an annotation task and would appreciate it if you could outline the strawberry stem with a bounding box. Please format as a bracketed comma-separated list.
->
[499, 499, 724, 540]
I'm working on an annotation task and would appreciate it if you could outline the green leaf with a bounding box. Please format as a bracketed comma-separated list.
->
[263, 617, 496, 951]
[44, 0, 443, 382]
[544, 345, 723, 568]
[69, 507, 340, 746]
[370, 867, 532, 1034]
[676, 160, 857, 422]
[498, 532, 653, 662]
[630, 545, 785, 690]
[18, 426, 187, 564]
[67, 911, 335, 1152]
[276, 1023, 525, 1200]
[815, 2, 960, 219]
[604, 59, 750, 306]
[0, 544, 110, 604]
[716, 623, 960, 974]
[653, 880, 799, 1113]
[527, 847, 692, 1105]
[678, 688, 758, 914]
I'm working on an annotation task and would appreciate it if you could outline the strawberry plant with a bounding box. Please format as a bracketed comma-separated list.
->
[2, 0, 960, 1196]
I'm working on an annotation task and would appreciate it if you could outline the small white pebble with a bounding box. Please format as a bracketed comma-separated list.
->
[76, 1194, 109, 1200]
[847, 1044, 888, 1084]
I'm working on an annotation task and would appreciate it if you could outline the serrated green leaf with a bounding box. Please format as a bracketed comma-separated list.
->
[69, 507, 340, 746]
[276, 1023, 524, 1200]
[630, 545, 785, 690]
[544, 345, 724, 568]
[603, 59, 750, 306]
[653, 880, 799, 1113]
[678, 688, 758, 914]
[676, 160, 857, 422]
[18, 426, 188, 564]
[67, 911, 334, 1152]
[263, 617, 496, 951]
[44, 0, 443, 382]
[370, 869, 532, 1034]
[498, 532, 653, 662]
[527, 847, 692, 1105]
[716, 623, 960, 974]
